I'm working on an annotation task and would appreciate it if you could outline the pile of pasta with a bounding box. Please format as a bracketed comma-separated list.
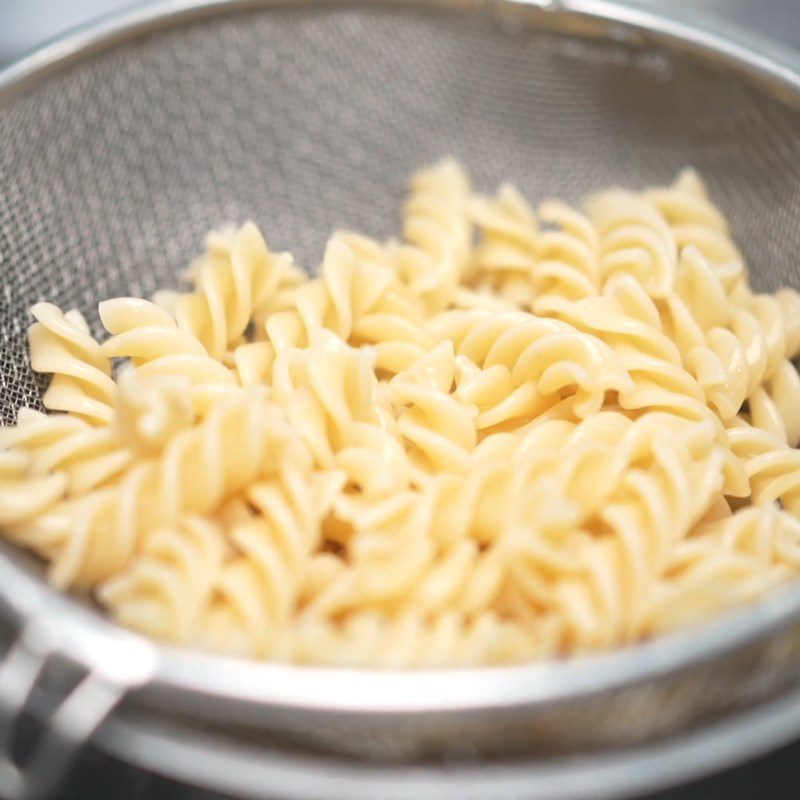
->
[3, 160, 800, 667]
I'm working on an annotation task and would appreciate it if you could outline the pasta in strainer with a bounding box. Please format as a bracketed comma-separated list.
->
[3, 160, 800, 667]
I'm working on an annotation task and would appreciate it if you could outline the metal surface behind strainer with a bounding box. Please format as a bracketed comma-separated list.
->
[3, 1, 800, 799]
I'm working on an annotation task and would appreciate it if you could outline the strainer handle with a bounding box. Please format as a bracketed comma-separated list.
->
[0, 613, 147, 799]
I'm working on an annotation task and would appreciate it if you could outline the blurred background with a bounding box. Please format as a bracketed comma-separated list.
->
[1, 1, 800, 800]
[1, 0, 800, 64]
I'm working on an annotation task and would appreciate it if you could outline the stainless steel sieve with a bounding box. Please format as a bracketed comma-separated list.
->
[3, 1, 800, 798]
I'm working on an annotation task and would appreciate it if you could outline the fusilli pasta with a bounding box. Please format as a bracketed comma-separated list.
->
[4, 160, 800, 667]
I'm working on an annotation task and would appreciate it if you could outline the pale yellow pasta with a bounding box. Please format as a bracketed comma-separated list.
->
[508, 414, 742, 650]
[99, 297, 243, 416]
[389, 342, 479, 472]
[644, 169, 744, 272]
[643, 504, 800, 635]
[113, 368, 196, 453]
[28, 303, 116, 425]
[0, 449, 66, 527]
[156, 222, 296, 360]
[198, 466, 344, 658]
[0, 407, 134, 494]
[727, 420, 800, 515]
[289, 610, 543, 668]
[4, 389, 298, 589]
[556, 286, 724, 432]
[586, 186, 677, 298]
[266, 232, 436, 376]
[532, 199, 600, 317]
[3, 160, 800, 667]
[270, 330, 382, 467]
[98, 515, 228, 643]
[430, 308, 633, 427]
[662, 246, 800, 442]
[469, 183, 538, 307]
[404, 158, 472, 300]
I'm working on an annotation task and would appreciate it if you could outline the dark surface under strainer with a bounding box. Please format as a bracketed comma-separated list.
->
[2, 2, 800, 421]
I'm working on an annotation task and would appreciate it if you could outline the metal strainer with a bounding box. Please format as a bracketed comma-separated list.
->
[3, 1, 800, 798]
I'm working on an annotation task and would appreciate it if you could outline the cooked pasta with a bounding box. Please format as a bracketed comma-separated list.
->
[3, 160, 800, 667]
[469, 184, 538, 307]
[531, 200, 600, 317]
[28, 303, 117, 425]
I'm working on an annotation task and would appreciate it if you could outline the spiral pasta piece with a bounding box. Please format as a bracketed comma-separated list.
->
[586, 186, 677, 298]
[388, 343, 479, 471]
[114, 368, 197, 454]
[99, 297, 243, 414]
[200, 464, 345, 657]
[308, 466, 514, 623]
[4, 390, 299, 589]
[0, 407, 134, 495]
[98, 515, 228, 643]
[271, 330, 381, 466]
[532, 200, 600, 317]
[431, 308, 632, 428]
[663, 246, 800, 441]
[644, 170, 744, 269]
[727, 421, 800, 515]
[0, 449, 66, 527]
[747, 362, 800, 447]
[266, 233, 435, 376]
[469, 184, 538, 307]
[776, 287, 800, 359]
[644, 504, 800, 635]
[403, 159, 472, 292]
[558, 281, 726, 433]
[159, 222, 296, 360]
[28, 303, 116, 425]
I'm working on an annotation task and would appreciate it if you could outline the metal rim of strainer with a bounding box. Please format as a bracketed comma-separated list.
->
[3, 1, 800, 798]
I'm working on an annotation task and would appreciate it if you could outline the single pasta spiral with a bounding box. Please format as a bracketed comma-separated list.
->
[114, 367, 196, 453]
[663, 246, 800, 443]
[559, 280, 724, 432]
[403, 160, 472, 313]
[430, 308, 633, 429]
[98, 515, 228, 643]
[199, 464, 345, 658]
[389, 342, 479, 472]
[644, 169, 744, 270]
[99, 297, 243, 415]
[270, 330, 382, 466]
[266, 233, 436, 376]
[0, 407, 134, 494]
[157, 222, 296, 360]
[727, 420, 800, 515]
[586, 186, 677, 298]
[28, 303, 116, 425]
[469, 184, 538, 307]
[531, 200, 600, 317]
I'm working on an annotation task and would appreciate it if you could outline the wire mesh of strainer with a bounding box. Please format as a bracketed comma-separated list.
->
[3, 2, 800, 799]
